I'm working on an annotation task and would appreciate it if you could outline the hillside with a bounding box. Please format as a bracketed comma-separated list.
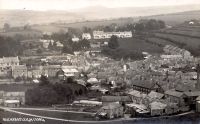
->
[1, 4, 200, 28]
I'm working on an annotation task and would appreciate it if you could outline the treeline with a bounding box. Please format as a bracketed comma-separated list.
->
[26, 76, 87, 106]
[87, 19, 166, 33]
[45, 33, 90, 54]
[102, 48, 144, 60]
[102, 36, 144, 60]
[0, 36, 23, 57]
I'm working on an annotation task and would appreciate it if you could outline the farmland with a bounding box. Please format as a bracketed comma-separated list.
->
[118, 38, 163, 54]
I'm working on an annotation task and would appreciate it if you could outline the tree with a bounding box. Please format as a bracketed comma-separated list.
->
[3, 23, 10, 32]
[62, 45, 73, 54]
[108, 35, 119, 49]
[48, 41, 53, 49]
[36, 48, 42, 54]
[39, 75, 50, 86]
[80, 39, 90, 49]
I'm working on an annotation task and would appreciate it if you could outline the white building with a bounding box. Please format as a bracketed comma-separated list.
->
[72, 37, 80, 42]
[93, 31, 132, 39]
[82, 33, 91, 40]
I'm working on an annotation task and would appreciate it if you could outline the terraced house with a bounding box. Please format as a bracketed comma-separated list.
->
[93, 31, 132, 39]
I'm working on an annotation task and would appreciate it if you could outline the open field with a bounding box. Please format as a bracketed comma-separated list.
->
[118, 38, 163, 54]
[154, 33, 200, 49]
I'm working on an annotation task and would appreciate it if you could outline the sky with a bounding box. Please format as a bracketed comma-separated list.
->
[0, 0, 200, 11]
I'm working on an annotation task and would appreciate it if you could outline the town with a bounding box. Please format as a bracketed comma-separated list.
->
[0, 10, 200, 123]
[0, 3, 200, 124]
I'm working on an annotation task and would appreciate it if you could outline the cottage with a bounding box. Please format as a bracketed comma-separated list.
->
[127, 90, 147, 104]
[165, 90, 186, 106]
[184, 91, 200, 107]
[97, 103, 124, 119]
[150, 101, 167, 116]
[126, 103, 149, 117]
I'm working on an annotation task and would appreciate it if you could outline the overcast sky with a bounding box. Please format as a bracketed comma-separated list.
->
[0, 0, 200, 11]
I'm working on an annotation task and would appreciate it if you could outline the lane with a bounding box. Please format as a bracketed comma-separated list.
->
[11, 107, 95, 115]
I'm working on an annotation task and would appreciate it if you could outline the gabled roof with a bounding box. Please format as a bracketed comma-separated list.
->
[148, 91, 164, 100]
[132, 80, 157, 89]
[127, 90, 147, 98]
[150, 101, 167, 110]
[184, 91, 200, 97]
[165, 90, 185, 98]
[175, 84, 196, 92]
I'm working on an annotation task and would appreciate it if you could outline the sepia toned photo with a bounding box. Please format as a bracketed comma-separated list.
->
[0, 0, 200, 124]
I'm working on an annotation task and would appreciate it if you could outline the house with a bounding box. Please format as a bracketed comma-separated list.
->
[42, 65, 61, 77]
[184, 91, 200, 107]
[163, 45, 193, 60]
[3, 91, 25, 107]
[58, 66, 79, 79]
[72, 37, 80, 42]
[125, 103, 149, 117]
[12, 65, 28, 79]
[93, 31, 132, 39]
[82, 33, 91, 40]
[101, 96, 132, 106]
[97, 103, 124, 119]
[28, 66, 43, 78]
[132, 80, 164, 94]
[126, 90, 147, 104]
[0, 84, 36, 107]
[150, 101, 167, 116]
[56, 41, 64, 48]
[165, 90, 186, 106]
[0, 56, 20, 70]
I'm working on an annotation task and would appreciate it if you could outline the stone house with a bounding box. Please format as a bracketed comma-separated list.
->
[97, 103, 124, 119]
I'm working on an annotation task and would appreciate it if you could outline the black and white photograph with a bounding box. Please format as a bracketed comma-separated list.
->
[0, 0, 200, 124]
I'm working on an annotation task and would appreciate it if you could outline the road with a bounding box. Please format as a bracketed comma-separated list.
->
[0, 106, 197, 124]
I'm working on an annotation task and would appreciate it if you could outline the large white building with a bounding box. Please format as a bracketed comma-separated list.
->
[93, 31, 132, 39]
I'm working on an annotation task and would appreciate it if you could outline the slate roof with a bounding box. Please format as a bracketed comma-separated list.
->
[165, 90, 184, 98]
[184, 91, 200, 97]
[132, 80, 156, 89]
